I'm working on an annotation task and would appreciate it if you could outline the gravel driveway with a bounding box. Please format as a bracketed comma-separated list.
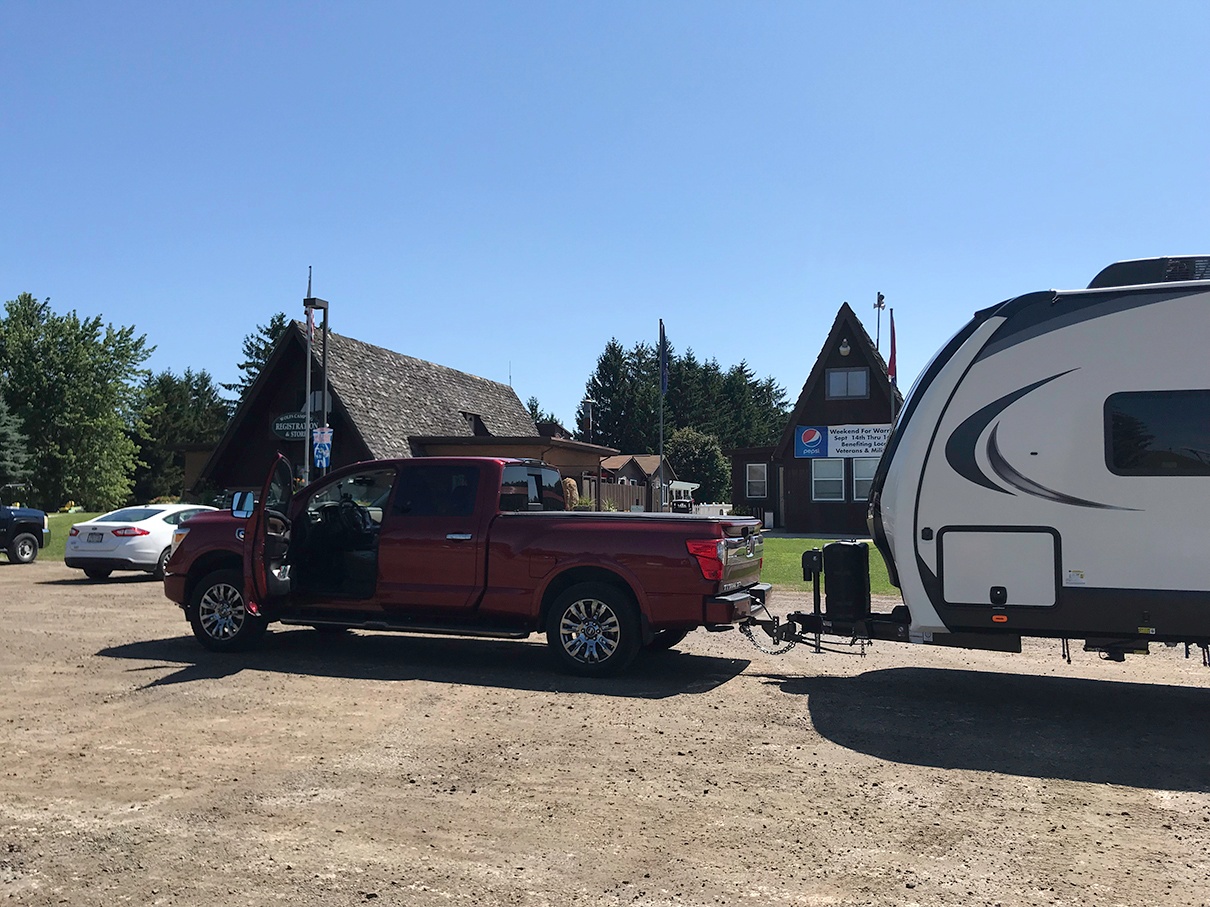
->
[2, 562, 1208, 906]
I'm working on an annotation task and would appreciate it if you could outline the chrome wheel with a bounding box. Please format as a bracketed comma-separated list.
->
[198, 580, 247, 641]
[557, 596, 622, 665]
[188, 568, 267, 652]
[546, 582, 640, 676]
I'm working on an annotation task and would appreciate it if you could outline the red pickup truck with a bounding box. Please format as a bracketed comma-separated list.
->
[164, 456, 768, 676]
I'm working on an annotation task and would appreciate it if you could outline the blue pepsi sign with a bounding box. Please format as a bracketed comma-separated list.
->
[794, 425, 828, 458]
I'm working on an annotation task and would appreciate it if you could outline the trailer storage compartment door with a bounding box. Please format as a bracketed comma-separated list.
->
[938, 528, 1059, 607]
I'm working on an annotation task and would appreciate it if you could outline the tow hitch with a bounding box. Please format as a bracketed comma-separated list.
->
[740, 542, 910, 657]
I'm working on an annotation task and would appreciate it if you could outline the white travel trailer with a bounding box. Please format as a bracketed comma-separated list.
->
[780, 256, 1210, 663]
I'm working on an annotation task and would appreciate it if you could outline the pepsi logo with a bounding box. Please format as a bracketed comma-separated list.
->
[800, 428, 823, 449]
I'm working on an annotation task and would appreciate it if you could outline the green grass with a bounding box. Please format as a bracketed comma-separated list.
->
[42, 511, 103, 562]
[761, 536, 896, 596]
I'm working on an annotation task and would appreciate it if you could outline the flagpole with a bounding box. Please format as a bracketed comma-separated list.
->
[658, 319, 667, 511]
[889, 307, 898, 424]
[303, 269, 313, 485]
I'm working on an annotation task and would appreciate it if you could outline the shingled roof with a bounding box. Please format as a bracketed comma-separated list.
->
[317, 325, 536, 457]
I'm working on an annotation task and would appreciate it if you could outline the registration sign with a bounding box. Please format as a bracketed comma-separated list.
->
[271, 412, 311, 441]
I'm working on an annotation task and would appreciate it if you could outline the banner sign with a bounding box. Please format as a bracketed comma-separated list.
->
[794, 423, 892, 458]
[313, 427, 334, 469]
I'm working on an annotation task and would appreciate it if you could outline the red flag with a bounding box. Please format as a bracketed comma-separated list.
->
[888, 308, 897, 387]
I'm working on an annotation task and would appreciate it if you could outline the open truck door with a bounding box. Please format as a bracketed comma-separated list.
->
[239, 454, 294, 615]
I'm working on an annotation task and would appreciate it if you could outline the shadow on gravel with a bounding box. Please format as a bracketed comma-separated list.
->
[98, 628, 750, 699]
[762, 667, 1210, 791]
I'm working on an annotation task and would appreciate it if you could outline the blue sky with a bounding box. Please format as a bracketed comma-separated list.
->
[4, 1, 1207, 429]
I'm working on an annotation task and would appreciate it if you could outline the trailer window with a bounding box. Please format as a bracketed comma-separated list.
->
[812, 458, 845, 501]
[746, 463, 767, 498]
[852, 458, 879, 501]
[1106, 390, 1210, 476]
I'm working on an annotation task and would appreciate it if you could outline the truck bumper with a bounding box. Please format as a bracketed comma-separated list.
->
[704, 582, 771, 625]
[163, 573, 188, 606]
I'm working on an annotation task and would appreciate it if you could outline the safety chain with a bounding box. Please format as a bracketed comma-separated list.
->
[739, 619, 797, 656]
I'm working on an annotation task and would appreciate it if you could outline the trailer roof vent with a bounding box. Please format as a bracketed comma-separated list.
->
[1088, 256, 1210, 289]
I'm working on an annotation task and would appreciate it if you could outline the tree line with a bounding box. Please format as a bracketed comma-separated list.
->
[557, 336, 789, 501]
[0, 294, 287, 511]
[1, 294, 787, 510]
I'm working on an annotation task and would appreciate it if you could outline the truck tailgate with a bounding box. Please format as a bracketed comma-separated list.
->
[720, 521, 763, 592]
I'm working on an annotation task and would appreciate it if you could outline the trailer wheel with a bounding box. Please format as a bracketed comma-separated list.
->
[188, 568, 267, 652]
[546, 582, 641, 677]
[8, 533, 38, 564]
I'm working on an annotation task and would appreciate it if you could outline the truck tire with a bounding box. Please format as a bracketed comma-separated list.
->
[8, 533, 38, 564]
[188, 568, 267, 652]
[545, 582, 641, 677]
[645, 628, 690, 651]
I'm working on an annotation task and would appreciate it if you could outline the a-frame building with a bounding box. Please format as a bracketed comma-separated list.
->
[728, 302, 902, 534]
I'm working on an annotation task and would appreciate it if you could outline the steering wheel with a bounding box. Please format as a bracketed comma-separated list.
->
[338, 498, 374, 535]
[313, 501, 340, 524]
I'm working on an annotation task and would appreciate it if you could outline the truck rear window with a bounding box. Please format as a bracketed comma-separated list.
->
[501, 465, 566, 511]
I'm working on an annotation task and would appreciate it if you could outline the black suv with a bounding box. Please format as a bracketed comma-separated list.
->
[0, 504, 50, 564]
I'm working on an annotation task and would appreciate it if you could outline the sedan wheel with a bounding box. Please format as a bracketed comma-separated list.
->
[545, 582, 640, 677]
[188, 568, 267, 652]
[153, 546, 172, 580]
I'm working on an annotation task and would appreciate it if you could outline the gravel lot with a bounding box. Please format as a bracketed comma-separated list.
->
[2, 560, 1209, 907]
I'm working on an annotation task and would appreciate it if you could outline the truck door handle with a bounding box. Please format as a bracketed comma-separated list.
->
[446, 533, 473, 541]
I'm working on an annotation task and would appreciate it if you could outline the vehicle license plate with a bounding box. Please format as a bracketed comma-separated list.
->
[87, 532, 104, 543]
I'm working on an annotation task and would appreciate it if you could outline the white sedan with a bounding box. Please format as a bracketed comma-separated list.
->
[66, 504, 216, 580]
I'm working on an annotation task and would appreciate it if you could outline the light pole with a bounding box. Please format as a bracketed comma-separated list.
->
[302, 294, 329, 483]
[585, 398, 601, 512]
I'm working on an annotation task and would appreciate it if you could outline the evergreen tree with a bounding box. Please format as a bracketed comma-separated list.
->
[0, 377, 29, 492]
[577, 333, 788, 454]
[223, 312, 291, 400]
[577, 339, 630, 446]
[132, 369, 232, 502]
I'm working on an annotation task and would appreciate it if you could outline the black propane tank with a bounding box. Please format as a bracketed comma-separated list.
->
[823, 541, 871, 622]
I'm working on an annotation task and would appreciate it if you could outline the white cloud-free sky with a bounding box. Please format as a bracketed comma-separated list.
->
[4, 1, 1206, 426]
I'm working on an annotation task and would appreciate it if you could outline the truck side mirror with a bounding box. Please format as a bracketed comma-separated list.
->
[232, 492, 255, 519]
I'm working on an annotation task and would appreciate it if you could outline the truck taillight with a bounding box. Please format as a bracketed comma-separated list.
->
[686, 539, 725, 581]
[111, 527, 151, 537]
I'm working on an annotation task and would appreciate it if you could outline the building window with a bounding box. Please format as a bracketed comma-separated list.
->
[1106, 390, 1210, 476]
[852, 457, 879, 501]
[812, 458, 845, 501]
[826, 368, 869, 400]
[746, 463, 768, 498]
